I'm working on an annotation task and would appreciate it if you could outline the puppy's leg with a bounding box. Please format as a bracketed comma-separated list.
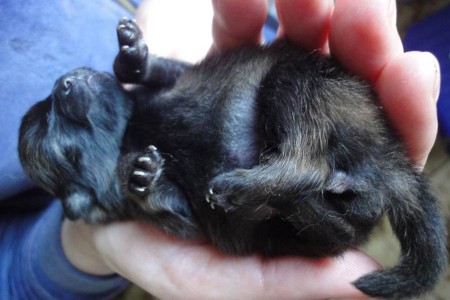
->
[113, 18, 190, 86]
[207, 156, 328, 211]
[118, 145, 199, 237]
[206, 157, 366, 257]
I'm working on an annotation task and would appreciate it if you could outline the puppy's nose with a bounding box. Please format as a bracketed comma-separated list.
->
[57, 75, 80, 95]
[61, 77, 74, 92]
[57, 68, 94, 94]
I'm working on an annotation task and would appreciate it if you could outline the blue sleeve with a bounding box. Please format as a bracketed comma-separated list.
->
[1, 199, 129, 300]
[0, 1, 138, 298]
[0, 0, 136, 200]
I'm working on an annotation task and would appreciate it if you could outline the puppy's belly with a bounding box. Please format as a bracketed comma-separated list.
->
[219, 87, 262, 169]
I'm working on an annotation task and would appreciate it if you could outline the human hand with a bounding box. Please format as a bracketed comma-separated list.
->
[212, 0, 439, 169]
[137, 0, 438, 168]
[62, 219, 379, 299]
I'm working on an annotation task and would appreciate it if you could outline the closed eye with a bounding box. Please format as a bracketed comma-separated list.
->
[63, 146, 82, 171]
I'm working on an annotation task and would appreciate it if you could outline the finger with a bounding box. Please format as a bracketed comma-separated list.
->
[96, 222, 380, 299]
[375, 52, 440, 168]
[211, 0, 268, 52]
[136, 0, 214, 62]
[275, 0, 334, 53]
[329, 0, 403, 83]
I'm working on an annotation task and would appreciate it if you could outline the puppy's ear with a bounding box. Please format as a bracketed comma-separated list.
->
[62, 191, 94, 220]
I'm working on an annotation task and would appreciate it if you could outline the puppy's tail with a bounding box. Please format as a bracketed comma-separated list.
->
[354, 173, 447, 299]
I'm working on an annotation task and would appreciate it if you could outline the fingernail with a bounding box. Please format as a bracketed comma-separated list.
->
[433, 56, 441, 102]
[428, 52, 441, 102]
[386, 0, 397, 28]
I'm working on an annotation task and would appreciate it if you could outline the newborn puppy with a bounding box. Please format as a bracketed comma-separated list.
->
[19, 19, 447, 299]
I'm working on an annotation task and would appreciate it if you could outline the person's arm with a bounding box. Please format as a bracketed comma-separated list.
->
[0, 196, 128, 300]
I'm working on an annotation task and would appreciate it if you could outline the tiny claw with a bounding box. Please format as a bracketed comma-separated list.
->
[134, 186, 147, 194]
[133, 170, 146, 177]
[121, 45, 130, 52]
[205, 188, 217, 209]
[117, 24, 126, 30]
[138, 156, 152, 164]
[147, 145, 157, 152]
[205, 188, 215, 203]
[121, 16, 128, 22]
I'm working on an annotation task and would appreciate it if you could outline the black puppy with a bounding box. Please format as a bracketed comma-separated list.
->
[19, 19, 447, 299]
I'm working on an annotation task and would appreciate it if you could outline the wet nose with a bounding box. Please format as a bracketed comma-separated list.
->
[61, 77, 74, 92]
[58, 77, 82, 95]
[56, 75, 79, 96]
[57, 68, 94, 94]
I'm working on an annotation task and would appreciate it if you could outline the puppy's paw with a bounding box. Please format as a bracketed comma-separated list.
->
[117, 17, 146, 62]
[205, 187, 237, 212]
[114, 17, 148, 82]
[206, 173, 249, 212]
[127, 145, 164, 200]
[117, 18, 141, 44]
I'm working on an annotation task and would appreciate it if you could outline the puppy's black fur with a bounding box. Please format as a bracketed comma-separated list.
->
[19, 19, 447, 299]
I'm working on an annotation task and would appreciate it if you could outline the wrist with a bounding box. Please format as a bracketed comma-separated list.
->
[61, 219, 115, 276]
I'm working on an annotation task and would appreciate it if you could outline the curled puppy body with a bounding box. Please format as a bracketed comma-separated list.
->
[19, 19, 447, 299]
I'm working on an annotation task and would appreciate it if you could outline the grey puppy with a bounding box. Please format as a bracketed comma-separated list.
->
[19, 19, 447, 299]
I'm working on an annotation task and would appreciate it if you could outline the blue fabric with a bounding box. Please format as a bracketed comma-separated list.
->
[0, 1, 136, 299]
[0, 0, 135, 200]
[403, 5, 450, 138]
[263, 14, 278, 43]
[1, 199, 129, 300]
